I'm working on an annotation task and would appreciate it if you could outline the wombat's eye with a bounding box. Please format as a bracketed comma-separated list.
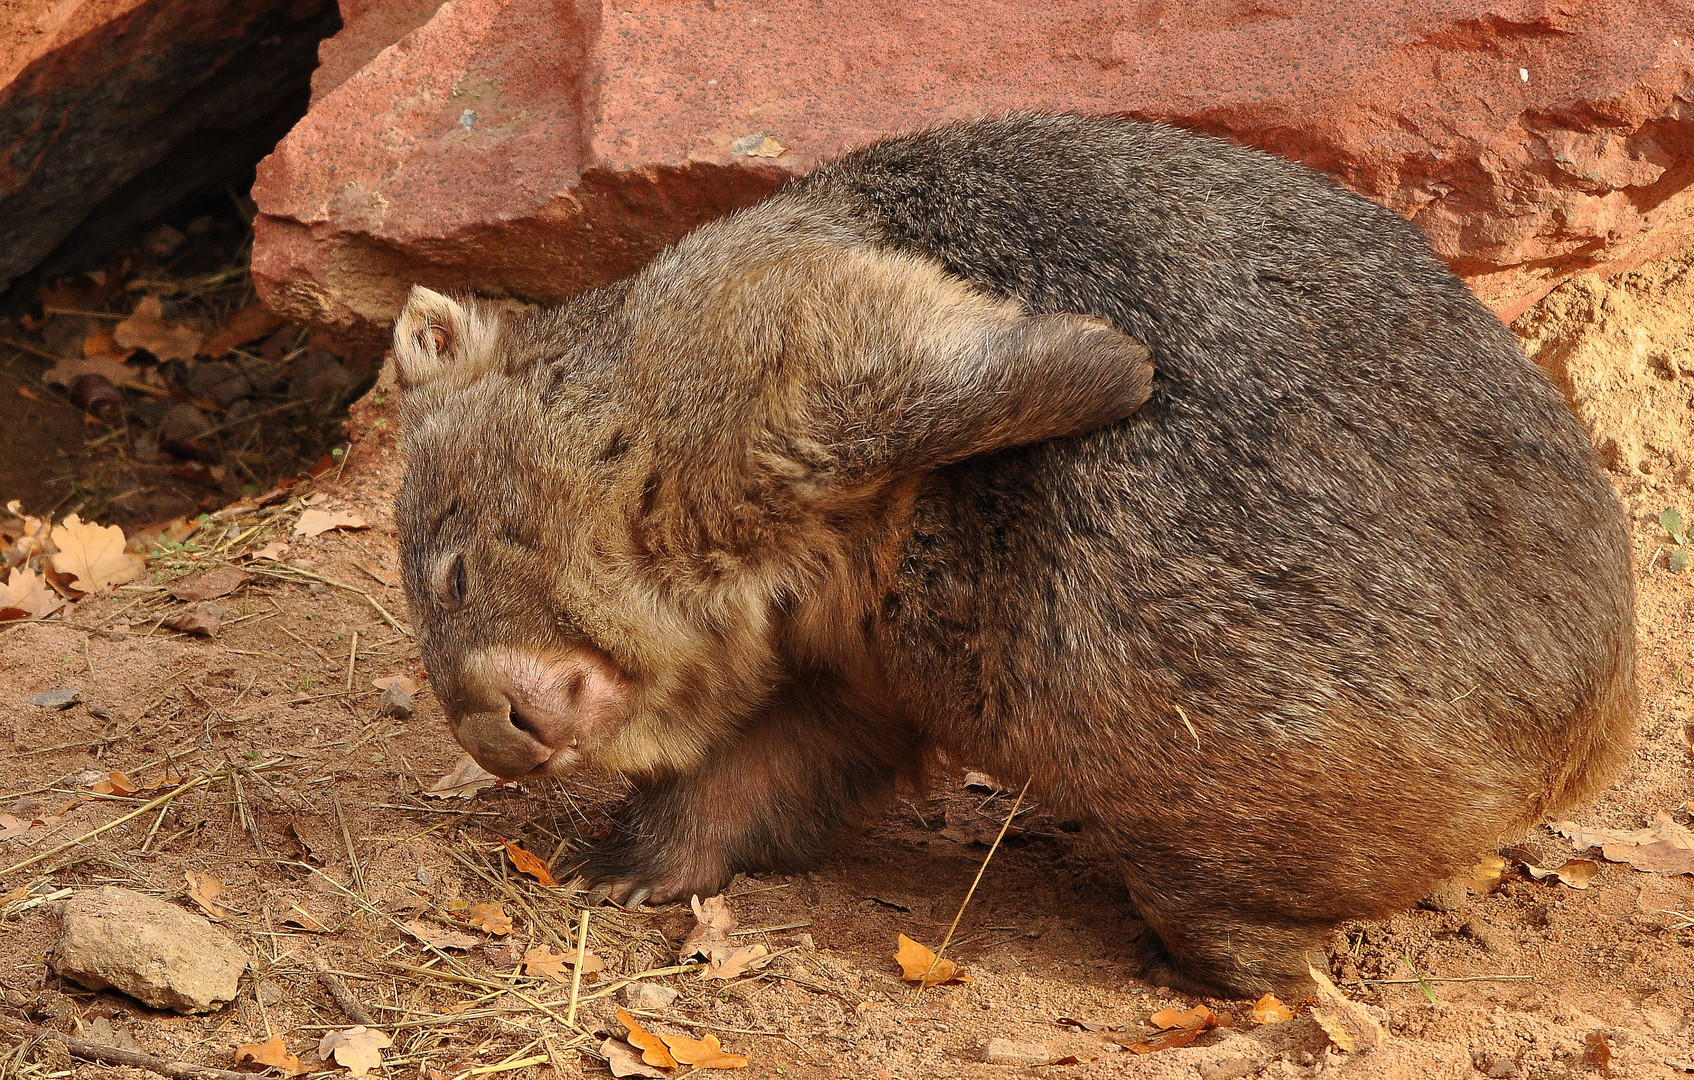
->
[431, 552, 467, 611]
[418, 323, 450, 354]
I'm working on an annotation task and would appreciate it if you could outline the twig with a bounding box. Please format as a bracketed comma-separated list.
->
[0, 774, 212, 879]
[0, 1018, 255, 1080]
[567, 908, 590, 1027]
[316, 957, 377, 1025]
[1350, 974, 1534, 985]
[916, 778, 1031, 994]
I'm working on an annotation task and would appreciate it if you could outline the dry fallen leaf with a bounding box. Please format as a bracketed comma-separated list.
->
[201, 301, 286, 359]
[317, 1026, 391, 1077]
[115, 296, 202, 361]
[1553, 813, 1694, 876]
[1523, 858, 1600, 889]
[234, 1035, 307, 1077]
[90, 771, 138, 796]
[282, 903, 330, 932]
[401, 919, 479, 951]
[0, 814, 54, 842]
[0, 567, 65, 620]
[505, 841, 560, 888]
[294, 509, 368, 537]
[704, 943, 771, 981]
[82, 325, 133, 360]
[44, 355, 135, 389]
[522, 945, 604, 983]
[1308, 961, 1385, 1053]
[169, 567, 252, 602]
[1468, 855, 1508, 894]
[163, 602, 222, 637]
[893, 933, 969, 988]
[425, 754, 499, 798]
[185, 869, 228, 919]
[617, 1006, 680, 1069]
[372, 675, 419, 696]
[601, 1037, 668, 1079]
[746, 135, 787, 157]
[49, 514, 144, 595]
[679, 893, 738, 963]
[657, 1029, 750, 1070]
[249, 540, 290, 562]
[1249, 993, 1295, 1025]
[1125, 1005, 1218, 1054]
[466, 901, 513, 935]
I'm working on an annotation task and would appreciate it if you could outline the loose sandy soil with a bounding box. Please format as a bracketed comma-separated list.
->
[1, 253, 1691, 1080]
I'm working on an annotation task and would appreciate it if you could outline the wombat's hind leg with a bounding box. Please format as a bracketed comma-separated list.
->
[1132, 899, 1328, 999]
[573, 675, 917, 906]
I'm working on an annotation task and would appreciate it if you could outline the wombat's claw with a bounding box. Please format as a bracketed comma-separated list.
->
[615, 885, 653, 910]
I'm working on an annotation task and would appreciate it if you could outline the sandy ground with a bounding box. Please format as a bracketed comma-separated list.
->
[1, 252, 1691, 1080]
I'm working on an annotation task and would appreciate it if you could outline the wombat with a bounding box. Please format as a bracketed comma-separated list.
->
[391, 114, 1634, 996]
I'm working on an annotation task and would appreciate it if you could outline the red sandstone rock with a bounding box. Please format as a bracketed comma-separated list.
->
[252, 0, 1694, 345]
[0, 0, 338, 293]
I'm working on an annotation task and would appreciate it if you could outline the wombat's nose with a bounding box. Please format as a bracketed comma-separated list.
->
[453, 705, 554, 778]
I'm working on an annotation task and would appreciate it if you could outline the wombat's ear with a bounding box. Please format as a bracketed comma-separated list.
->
[392, 286, 500, 389]
[800, 254, 1153, 479]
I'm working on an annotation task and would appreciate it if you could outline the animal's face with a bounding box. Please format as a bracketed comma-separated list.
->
[393, 203, 1154, 781]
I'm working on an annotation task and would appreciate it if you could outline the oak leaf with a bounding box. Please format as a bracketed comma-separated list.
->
[1307, 962, 1385, 1052]
[0, 567, 64, 621]
[235, 1035, 308, 1077]
[1522, 859, 1599, 889]
[401, 919, 478, 950]
[114, 296, 202, 361]
[466, 900, 513, 935]
[317, 1026, 391, 1077]
[656, 1030, 750, 1069]
[90, 771, 138, 796]
[163, 602, 222, 637]
[505, 841, 560, 887]
[616, 1006, 679, 1069]
[202, 302, 286, 359]
[1553, 812, 1694, 876]
[679, 893, 737, 963]
[1248, 994, 1294, 1025]
[1124, 1004, 1217, 1053]
[44, 355, 134, 389]
[894, 933, 969, 988]
[425, 754, 499, 799]
[703, 943, 771, 981]
[169, 567, 252, 602]
[49, 514, 144, 594]
[601, 1037, 668, 1078]
[294, 509, 368, 537]
[185, 869, 228, 919]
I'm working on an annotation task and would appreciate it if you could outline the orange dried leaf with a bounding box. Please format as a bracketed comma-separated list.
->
[1249, 993, 1294, 1025]
[893, 933, 970, 987]
[656, 1029, 750, 1069]
[91, 771, 138, 796]
[466, 900, 513, 935]
[401, 919, 478, 950]
[49, 514, 144, 594]
[617, 1006, 679, 1069]
[235, 1035, 307, 1077]
[1, 566, 64, 620]
[601, 1037, 668, 1078]
[294, 508, 368, 537]
[114, 296, 202, 361]
[202, 302, 286, 359]
[505, 841, 560, 887]
[185, 869, 227, 919]
[1125, 1005, 1217, 1054]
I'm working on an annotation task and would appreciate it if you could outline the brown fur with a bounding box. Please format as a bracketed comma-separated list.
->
[394, 115, 1635, 997]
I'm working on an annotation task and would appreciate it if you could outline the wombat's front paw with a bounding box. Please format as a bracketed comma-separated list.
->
[571, 838, 732, 909]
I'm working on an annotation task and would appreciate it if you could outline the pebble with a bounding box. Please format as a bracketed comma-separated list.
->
[27, 689, 80, 710]
[622, 982, 680, 1010]
[376, 683, 415, 719]
[53, 886, 249, 1013]
[982, 1038, 1050, 1066]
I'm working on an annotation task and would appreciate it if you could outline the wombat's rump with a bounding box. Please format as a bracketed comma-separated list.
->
[392, 115, 1634, 996]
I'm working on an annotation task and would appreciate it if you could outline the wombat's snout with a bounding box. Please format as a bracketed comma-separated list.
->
[443, 647, 627, 779]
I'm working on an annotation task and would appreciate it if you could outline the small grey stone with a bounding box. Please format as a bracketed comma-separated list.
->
[258, 980, 287, 1006]
[621, 982, 680, 1010]
[376, 683, 415, 719]
[157, 402, 213, 448]
[982, 1038, 1050, 1066]
[53, 886, 249, 1013]
[27, 689, 80, 710]
[185, 360, 253, 409]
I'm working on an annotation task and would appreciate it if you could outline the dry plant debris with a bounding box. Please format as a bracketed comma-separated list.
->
[114, 296, 203, 361]
[523, 944, 604, 982]
[678, 893, 772, 979]
[893, 933, 969, 988]
[505, 840, 560, 887]
[184, 869, 227, 918]
[1124, 1004, 1219, 1053]
[295, 507, 368, 537]
[612, 1006, 750, 1073]
[1248, 993, 1295, 1025]
[465, 900, 513, 934]
[1522, 858, 1601, 888]
[235, 1035, 308, 1076]
[49, 513, 145, 594]
[426, 753, 500, 798]
[1308, 961, 1386, 1053]
[318, 1025, 392, 1077]
[1553, 812, 1694, 875]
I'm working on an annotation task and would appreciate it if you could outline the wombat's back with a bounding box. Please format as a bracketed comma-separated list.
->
[801, 116, 1633, 984]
